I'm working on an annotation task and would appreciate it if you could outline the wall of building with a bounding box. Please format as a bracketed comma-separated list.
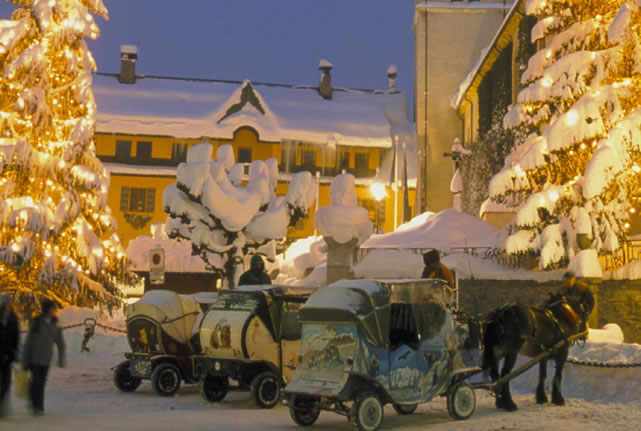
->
[96, 131, 414, 245]
[414, 1, 511, 212]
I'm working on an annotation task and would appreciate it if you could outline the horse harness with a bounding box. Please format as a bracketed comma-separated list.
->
[531, 296, 584, 347]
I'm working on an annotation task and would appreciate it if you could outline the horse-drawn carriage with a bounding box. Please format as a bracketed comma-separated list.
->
[113, 290, 207, 396]
[283, 279, 481, 431]
[196, 285, 315, 408]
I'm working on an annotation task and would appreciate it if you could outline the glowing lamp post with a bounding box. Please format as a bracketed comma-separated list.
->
[370, 183, 387, 233]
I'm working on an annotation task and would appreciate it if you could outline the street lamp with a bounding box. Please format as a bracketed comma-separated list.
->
[370, 182, 387, 233]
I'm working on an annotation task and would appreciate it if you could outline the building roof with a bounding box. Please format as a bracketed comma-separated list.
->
[451, 0, 525, 114]
[92, 73, 411, 149]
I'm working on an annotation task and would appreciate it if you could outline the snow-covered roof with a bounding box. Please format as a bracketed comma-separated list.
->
[92, 73, 411, 149]
[451, 0, 525, 112]
[361, 209, 499, 251]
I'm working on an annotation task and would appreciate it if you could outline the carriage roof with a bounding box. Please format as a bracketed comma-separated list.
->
[126, 289, 201, 345]
[299, 279, 453, 347]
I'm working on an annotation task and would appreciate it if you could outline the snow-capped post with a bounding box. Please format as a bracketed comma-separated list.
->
[444, 138, 471, 212]
[0, 0, 135, 313]
[315, 174, 374, 284]
[163, 143, 316, 288]
[485, 0, 641, 271]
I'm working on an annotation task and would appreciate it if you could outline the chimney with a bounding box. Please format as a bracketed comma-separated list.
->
[119, 44, 138, 84]
[318, 59, 333, 100]
[387, 65, 398, 92]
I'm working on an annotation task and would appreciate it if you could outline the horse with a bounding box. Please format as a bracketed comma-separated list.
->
[481, 277, 595, 411]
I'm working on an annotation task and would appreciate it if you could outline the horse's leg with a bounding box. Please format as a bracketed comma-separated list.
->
[535, 359, 548, 404]
[551, 347, 568, 406]
[496, 352, 519, 411]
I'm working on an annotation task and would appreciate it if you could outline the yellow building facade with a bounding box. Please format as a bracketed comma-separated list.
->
[93, 68, 415, 246]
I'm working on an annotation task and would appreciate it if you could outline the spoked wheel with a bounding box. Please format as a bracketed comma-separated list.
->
[351, 392, 384, 431]
[251, 371, 282, 408]
[113, 360, 142, 392]
[447, 382, 476, 420]
[393, 403, 418, 415]
[200, 373, 229, 403]
[151, 363, 181, 397]
[289, 395, 321, 426]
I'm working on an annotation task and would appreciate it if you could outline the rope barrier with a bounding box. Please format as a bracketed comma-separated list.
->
[567, 357, 641, 368]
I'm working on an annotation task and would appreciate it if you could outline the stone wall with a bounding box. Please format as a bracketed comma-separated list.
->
[458, 279, 641, 343]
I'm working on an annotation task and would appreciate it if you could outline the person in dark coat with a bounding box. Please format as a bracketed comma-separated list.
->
[238, 255, 272, 286]
[0, 294, 20, 417]
[421, 249, 454, 287]
[22, 299, 65, 416]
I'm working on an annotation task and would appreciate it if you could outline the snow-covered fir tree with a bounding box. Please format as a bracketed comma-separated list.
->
[488, 0, 641, 269]
[0, 0, 134, 312]
[163, 143, 316, 287]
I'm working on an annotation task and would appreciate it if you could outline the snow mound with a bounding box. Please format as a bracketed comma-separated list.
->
[567, 249, 603, 278]
[606, 259, 641, 280]
[361, 209, 499, 251]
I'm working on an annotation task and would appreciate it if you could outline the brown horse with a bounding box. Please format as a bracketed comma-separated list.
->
[481, 277, 595, 411]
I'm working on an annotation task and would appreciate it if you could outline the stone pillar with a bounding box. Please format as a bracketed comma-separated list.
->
[324, 237, 359, 285]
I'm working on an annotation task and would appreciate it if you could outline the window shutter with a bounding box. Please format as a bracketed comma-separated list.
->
[146, 188, 156, 213]
[120, 187, 129, 211]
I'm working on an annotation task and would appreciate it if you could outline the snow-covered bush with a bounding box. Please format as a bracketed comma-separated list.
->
[314, 173, 373, 244]
[488, 0, 641, 269]
[0, 0, 134, 314]
[163, 143, 315, 287]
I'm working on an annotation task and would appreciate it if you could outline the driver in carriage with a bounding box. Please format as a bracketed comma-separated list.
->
[421, 249, 454, 287]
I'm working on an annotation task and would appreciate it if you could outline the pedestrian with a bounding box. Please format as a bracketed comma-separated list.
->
[0, 294, 20, 417]
[421, 249, 454, 287]
[238, 255, 272, 286]
[22, 299, 65, 416]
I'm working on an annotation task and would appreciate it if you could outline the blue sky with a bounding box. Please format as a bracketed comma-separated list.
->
[1, 1, 415, 104]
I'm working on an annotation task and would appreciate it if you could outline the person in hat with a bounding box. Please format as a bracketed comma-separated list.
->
[238, 255, 272, 286]
[421, 249, 454, 287]
[22, 299, 65, 416]
[0, 294, 19, 417]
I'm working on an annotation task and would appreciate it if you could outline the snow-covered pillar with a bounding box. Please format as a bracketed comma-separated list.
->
[445, 138, 471, 212]
[315, 174, 373, 285]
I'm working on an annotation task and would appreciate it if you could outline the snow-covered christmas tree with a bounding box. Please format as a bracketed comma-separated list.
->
[0, 0, 134, 312]
[488, 0, 641, 269]
[163, 142, 316, 287]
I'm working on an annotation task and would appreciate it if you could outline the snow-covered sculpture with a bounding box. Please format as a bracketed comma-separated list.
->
[0, 0, 134, 313]
[487, 0, 641, 270]
[445, 138, 472, 212]
[315, 174, 373, 283]
[163, 143, 315, 287]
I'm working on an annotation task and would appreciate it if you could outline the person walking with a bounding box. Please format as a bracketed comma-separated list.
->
[238, 255, 272, 286]
[22, 299, 65, 416]
[0, 294, 20, 417]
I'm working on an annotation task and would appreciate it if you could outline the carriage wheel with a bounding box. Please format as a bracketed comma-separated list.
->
[251, 371, 282, 408]
[200, 373, 229, 403]
[151, 363, 181, 397]
[289, 395, 321, 426]
[393, 403, 418, 415]
[447, 382, 476, 420]
[113, 360, 142, 392]
[351, 392, 384, 431]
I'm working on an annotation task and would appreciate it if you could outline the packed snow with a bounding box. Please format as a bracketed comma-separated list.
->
[361, 209, 499, 251]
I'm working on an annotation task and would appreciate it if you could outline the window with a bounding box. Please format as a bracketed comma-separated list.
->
[238, 147, 252, 163]
[172, 143, 188, 163]
[115, 140, 131, 157]
[136, 141, 152, 159]
[339, 151, 350, 171]
[301, 149, 316, 167]
[120, 187, 156, 213]
[354, 153, 370, 176]
[358, 197, 385, 225]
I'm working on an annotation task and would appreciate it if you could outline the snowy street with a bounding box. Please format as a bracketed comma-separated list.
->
[3, 345, 641, 431]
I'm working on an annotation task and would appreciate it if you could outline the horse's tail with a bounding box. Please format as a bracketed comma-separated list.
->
[481, 305, 523, 375]
[481, 309, 501, 375]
